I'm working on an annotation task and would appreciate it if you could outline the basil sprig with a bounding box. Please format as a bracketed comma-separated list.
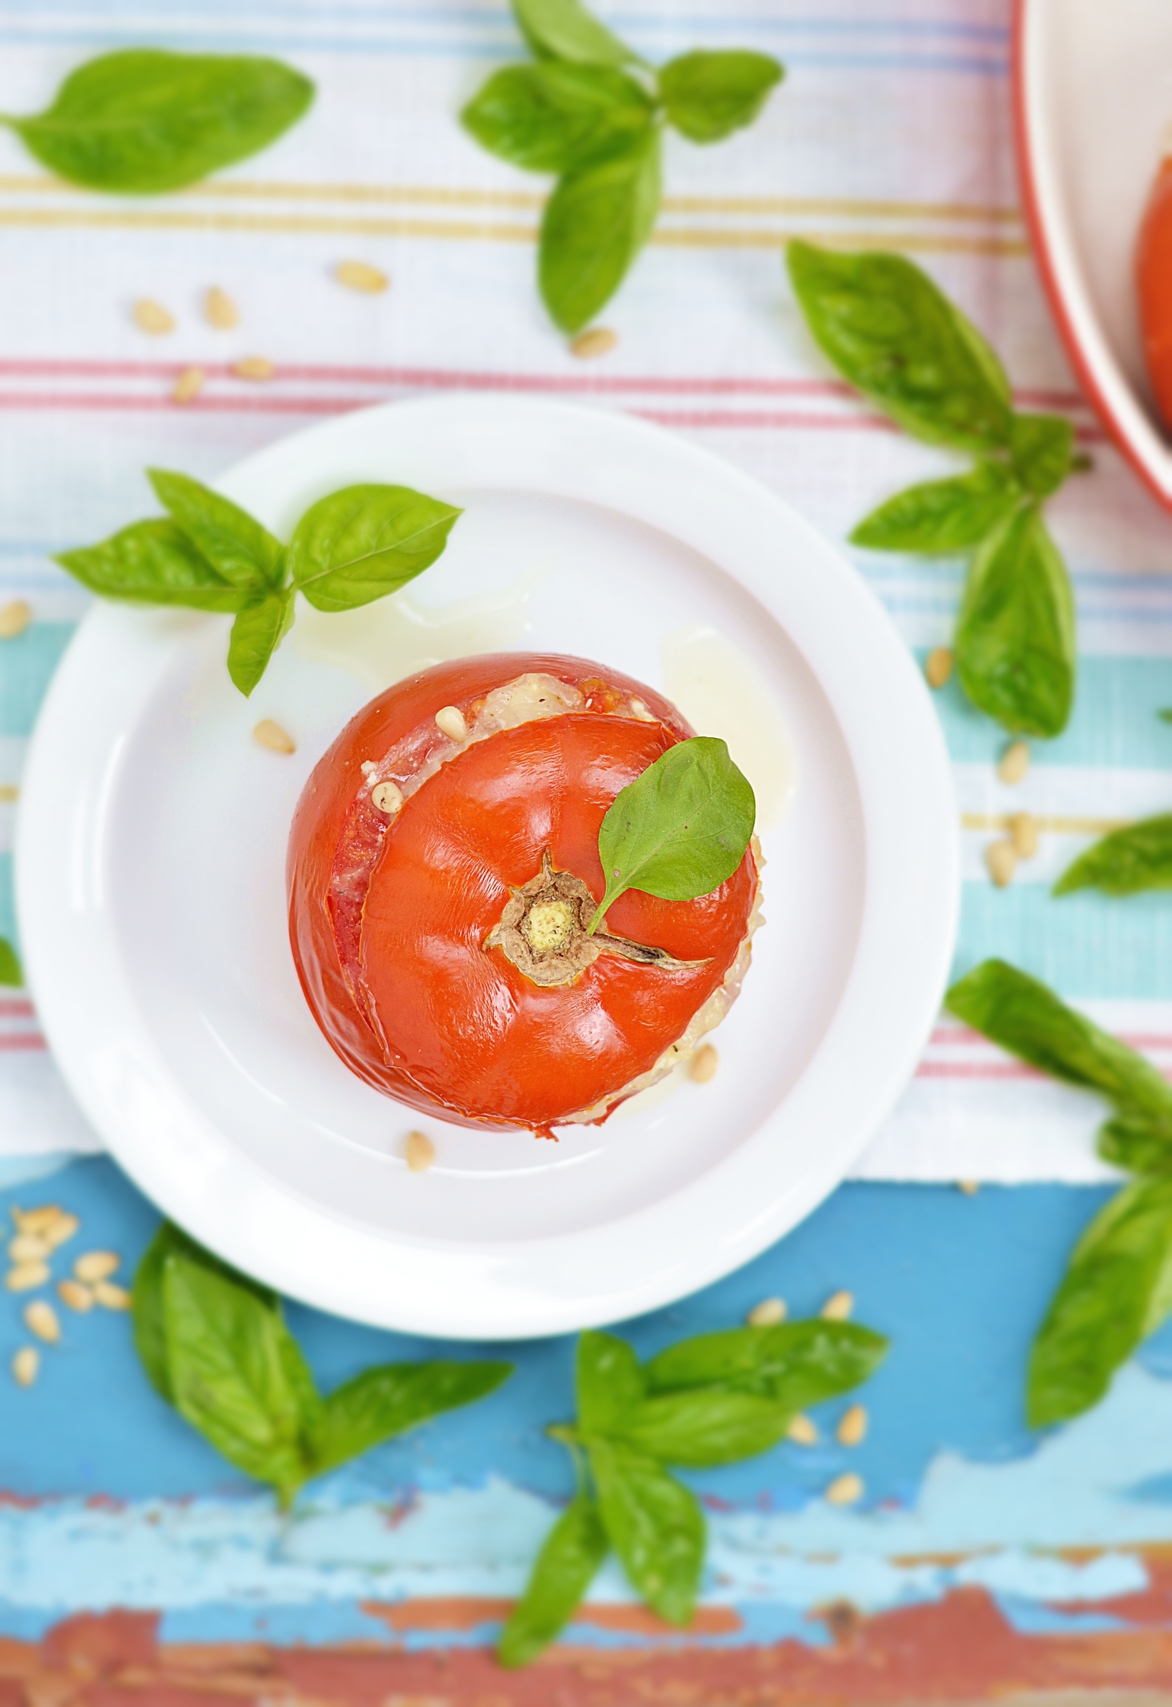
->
[134, 1222, 511, 1509]
[1055, 815, 1172, 899]
[787, 242, 1086, 740]
[947, 958, 1172, 1426]
[587, 736, 755, 934]
[462, 2, 783, 332]
[56, 471, 462, 696]
[500, 1318, 887, 1667]
[0, 937, 22, 987]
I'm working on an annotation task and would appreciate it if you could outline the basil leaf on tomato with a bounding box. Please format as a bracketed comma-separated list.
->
[588, 1438, 704, 1626]
[287, 483, 462, 613]
[617, 1388, 791, 1466]
[512, 0, 636, 67]
[576, 1330, 646, 1435]
[1010, 413, 1076, 498]
[0, 938, 21, 988]
[539, 131, 661, 333]
[226, 587, 295, 697]
[6, 49, 313, 194]
[56, 519, 252, 612]
[1098, 1114, 1172, 1177]
[645, 1320, 888, 1409]
[498, 1491, 609, 1668]
[148, 469, 285, 591]
[461, 62, 653, 173]
[851, 462, 1022, 555]
[659, 50, 783, 143]
[305, 1361, 512, 1477]
[1054, 815, 1172, 898]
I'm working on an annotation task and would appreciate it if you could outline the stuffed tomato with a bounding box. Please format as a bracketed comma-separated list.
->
[288, 652, 762, 1136]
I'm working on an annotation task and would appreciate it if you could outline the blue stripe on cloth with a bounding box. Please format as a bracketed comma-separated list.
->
[0, 623, 73, 740]
[955, 880, 1172, 1002]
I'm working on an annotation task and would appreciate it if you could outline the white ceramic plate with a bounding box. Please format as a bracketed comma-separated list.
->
[17, 396, 957, 1340]
[1015, 0, 1172, 508]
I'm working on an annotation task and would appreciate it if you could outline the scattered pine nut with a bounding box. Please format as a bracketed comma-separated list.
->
[12, 1206, 60, 1235]
[837, 1403, 868, 1447]
[74, 1251, 119, 1284]
[825, 1472, 864, 1506]
[10, 1235, 50, 1264]
[821, 1289, 854, 1321]
[42, 1212, 79, 1250]
[93, 1281, 131, 1311]
[58, 1279, 93, 1313]
[0, 599, 32, 640]
[172, 365, 205, 404]
[570, 327, 619, 360]
[787, 1413, 818, 1446]
[925, 647, 953, 690]
[435, 705, 468, 743]
[253, 719, 295, 755]
[406, 1130, 436, 1173]
[7, 1262, 49, 1293]
[998, 740, 1030, 785]
[1010, 811, 1039, 860]
[747, 1296, 786, 1327]
[958, 1180, 980, 1196]
[233, 356, 275, 381]
[133, 298, 175, 335]
[371, 780, 403, 814]
[205, 286, 239, 329]
[12, 1347, 38, 1388]
[24, 1300, 60, 1344]
[335, 259, 389, 293]
[985, 840, 1017, 888]
[690, 1044, 719, 1084]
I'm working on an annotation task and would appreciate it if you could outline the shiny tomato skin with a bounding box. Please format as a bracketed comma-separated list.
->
[1137, 157, 1172, 428]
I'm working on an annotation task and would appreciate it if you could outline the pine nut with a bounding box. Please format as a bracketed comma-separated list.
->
[821, 1289, 853, 1321]
[986, 840, 1017, 888]
[787, 1414, 817, 1446]
[570, 327, 618, 359]
[690, 1044, 719, 1084]
[58, 1280, 93, 1312]
[1010, 811, 1039, 860]
[233, 356, 275, 381]
[12, 1347, 38, 1387]
[172, 366, 205, 404]
[406, 1130, 436, 1173]
[0, 599, 31, 639]
[205, 286, 239, 329]
[837, 1403, 868, 1447]
[93, 1281, 131, 1311]
[10, 1235, 50, 1264]
[825, 1472, 864, 1506]
[958, 1180, 980, 1196]
[371, 780, 403, 814]
[435, 705, 468, 743]
[13, 1206, 60, 1235]
[75, 1251, 119, 1283]
[42, 1212, 79, 1250]
[998, 740, 1030, 784]
[7, 1262, 49, 1292]
[25, 1301, 60, 1344]
[254, 719, 295, 754]
[335, 259, 389, 293]
[925, 647, 953, 689]
[747, 1296, 786, 1327]
[133, 298, 175, 335]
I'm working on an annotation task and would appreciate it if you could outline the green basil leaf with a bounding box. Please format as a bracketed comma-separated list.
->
[132, 1221, 277, 1404]
[786, 241, 1013, 454]
[659, 50, 783, 143]
[7, 50, 314, 194]
[0, 937, 22, 987]
[588, 1438, 703, 1626]
[955, 504, 1075, 738]
[226, 588, 295, 697]
[539, 131, 661, 333]
[850, 462, 1021, 555]
[1010, 413, 1075, 499]
[618, 1389, 790, 1467]
[645, 1320, 887, 1409]
[306, 1361, 511, 1477]
[1054, 815, 1172, 899]
[1159, 709, 1172, 724]
[1028, 1177, 1172, 1427]
[55, 519, 250, 613]
[461, 63, 653, 173]
[148, 469, 284, 591]
[498, 1491, 608, 1668]
[590, 735, 755, 932]
[287, 483, 462, 613]
[512, 0, 636, 67]
[946, 959, 1172, 1126]
[1098, 1114, 1172, 1177]
[576, 1330, 645, 1435]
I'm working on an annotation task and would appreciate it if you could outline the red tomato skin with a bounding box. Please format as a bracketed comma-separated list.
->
[1137, 157, 1172, 429]
[287, 652, 758, 1133]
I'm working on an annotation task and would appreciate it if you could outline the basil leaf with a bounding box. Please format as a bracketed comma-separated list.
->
[954, 504, 1075, 738]
[590, 736, 755, 932]
[1054, 815, 1172, 898]
[133, 1221, 277, 1404]
[148, 470, 284, 591]
[786, 241, 1013, 454]
[946, 959, 1172, 1125]
[498, 1491, 608, 1668]
[1010, 413, 1075, 499]
[287, 484, 462, 613]
[645, 1320, 887, 1409]
[539, 131, 661, 333]
[461, 63, 653, 173]
[1098, 1114, 1172, 1177]
[55, 519, 250, 613]
[1028, 1177, 1172, 1426]
[576, 1330, 645, 1435]
[1159, 709, 1172, 724]
[659, 50, 783, 144]
[7, 50, 313, 194]
[226, 588, 295, 698]
[588, 1438, 703, 1626]
[512, 0, 636, 67]
[618, 1389, 790, 1467]
[851, 462, 1021, 555]
[0, 938, 21, 987]
[307, 1361, 511, 1477]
